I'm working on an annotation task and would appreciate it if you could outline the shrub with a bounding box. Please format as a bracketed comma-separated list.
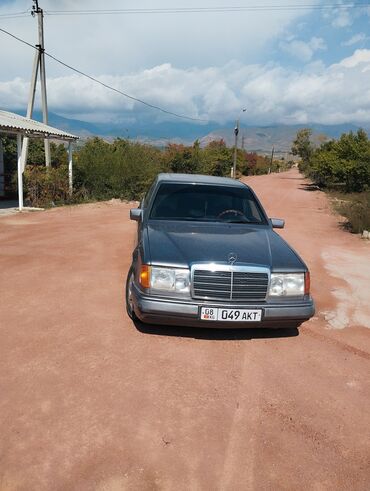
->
[74, 137, 163, 201]
[23, 165, 70, 207]
[334, 192, 370, 233]
[11, 136, 290, 208]
[300, 129, 370, 193]
[200, 140, 232, 177]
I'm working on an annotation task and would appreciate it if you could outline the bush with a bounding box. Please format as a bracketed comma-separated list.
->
[302, 129, 370, 193]
[333, 191, 370, 233]
[10, 136, 290, 208]
[201, 140, 233, 176]
[74, 137, 163, 201]
[23, 165, 70, 207]
[240, 151, 292, 175]
[163, 143, 201, 174]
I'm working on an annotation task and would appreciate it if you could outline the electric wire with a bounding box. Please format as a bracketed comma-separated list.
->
[44, 2, 370, 15]
[0, 27, 35, 49]
[1, 3, 369, 18]
[0, 26, 207, 123]
[0, 15, 30, 19]
[0, 10, 30, 19]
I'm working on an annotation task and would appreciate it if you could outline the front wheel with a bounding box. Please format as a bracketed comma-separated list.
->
[125, 266, 137, 320]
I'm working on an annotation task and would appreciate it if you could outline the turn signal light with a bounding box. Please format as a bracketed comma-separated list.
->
[304, 271, 310, 295]
[139, 265, 151, 288]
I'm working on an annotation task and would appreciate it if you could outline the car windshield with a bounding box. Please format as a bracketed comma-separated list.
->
[149, 183, 267, 224]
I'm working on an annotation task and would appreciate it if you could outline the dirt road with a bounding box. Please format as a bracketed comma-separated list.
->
[0, 169, 369, 490]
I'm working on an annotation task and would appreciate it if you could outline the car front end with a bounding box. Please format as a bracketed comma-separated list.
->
[128, 261, 314, 329]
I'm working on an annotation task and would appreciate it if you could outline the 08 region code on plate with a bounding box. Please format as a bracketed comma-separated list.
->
[200, 307, 262, 322]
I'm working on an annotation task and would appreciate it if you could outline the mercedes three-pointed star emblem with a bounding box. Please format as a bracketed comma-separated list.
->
[228, 252, 237, 265]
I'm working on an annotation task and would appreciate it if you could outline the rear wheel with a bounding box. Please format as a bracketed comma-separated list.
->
[125, 266, 137, 320]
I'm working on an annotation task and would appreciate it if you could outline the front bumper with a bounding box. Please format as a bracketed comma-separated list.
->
[131, 283, 315, 328]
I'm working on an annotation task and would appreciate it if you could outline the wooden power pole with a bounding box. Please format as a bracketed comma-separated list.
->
[20, 0, 51, 171]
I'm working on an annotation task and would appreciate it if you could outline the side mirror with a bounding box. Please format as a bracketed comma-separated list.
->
[270, 218, 285, 229]
[130, 208, 142, 222]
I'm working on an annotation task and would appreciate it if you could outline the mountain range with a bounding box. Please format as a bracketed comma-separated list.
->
[13, 110, 370, 153]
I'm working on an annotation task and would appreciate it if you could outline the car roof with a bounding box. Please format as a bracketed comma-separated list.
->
[157, 173, 249, 188]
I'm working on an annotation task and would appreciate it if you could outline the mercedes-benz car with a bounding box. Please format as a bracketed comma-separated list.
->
[126, 173, 314, 328]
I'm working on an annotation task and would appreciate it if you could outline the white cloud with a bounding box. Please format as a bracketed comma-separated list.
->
[1, 0, 369, 129]
[332, 10, 352, 28]
[1, 50, 370, 126]
[323, 4, 370, 29]
[322, 4, 353, 28]
[336, 49, 370, 68]
[280, 36, 326, 62]
[341, 33, 367, 47]
[0, 0, 314, 81]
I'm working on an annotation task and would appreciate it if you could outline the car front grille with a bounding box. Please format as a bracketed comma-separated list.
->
[192, 267, 269, 301]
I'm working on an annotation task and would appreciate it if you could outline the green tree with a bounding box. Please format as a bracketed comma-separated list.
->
[163, 143, 201, 174]
[201, 140, 232, 176]
[73, 137, 163, 200]
[309, 129, 370, 192]
[292, 128, 314, 170]
[23, 139, 68, 167]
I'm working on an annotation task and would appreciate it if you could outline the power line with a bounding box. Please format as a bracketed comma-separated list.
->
[0, 15, 30, 19]
[44, 52, 207, 122]
[0, 10, 30, 19]
[44, 2, 370, 15]
[0, 26, 207, 123]
[2, 2, 369, 18]
[0, 27, 35, 49]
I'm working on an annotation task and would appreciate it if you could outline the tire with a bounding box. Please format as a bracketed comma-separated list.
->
[125, 266, 138, 320]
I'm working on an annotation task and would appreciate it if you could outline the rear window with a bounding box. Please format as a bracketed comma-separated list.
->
[150, 183, 267, 224]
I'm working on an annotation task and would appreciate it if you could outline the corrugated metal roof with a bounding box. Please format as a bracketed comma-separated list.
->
[0, 110, 79, 141]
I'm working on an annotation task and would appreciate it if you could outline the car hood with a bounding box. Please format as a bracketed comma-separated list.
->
[146, 221, 305, 271]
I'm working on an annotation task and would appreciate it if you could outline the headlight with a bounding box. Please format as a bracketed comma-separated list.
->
[151, 267, 175, 291]
[140, 266, 190, 294]
[269, 273, 305, 296]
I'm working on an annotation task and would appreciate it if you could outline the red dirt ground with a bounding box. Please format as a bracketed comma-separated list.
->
[0, 168, 369, 490]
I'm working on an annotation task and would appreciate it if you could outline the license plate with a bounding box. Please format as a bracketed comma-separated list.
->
[200, 307, 262, 322]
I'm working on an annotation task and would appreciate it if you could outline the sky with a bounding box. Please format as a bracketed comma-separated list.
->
[0, 0, 370, 127]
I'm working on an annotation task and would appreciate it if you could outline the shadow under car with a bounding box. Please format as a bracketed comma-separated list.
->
[133, 319, 300, 340]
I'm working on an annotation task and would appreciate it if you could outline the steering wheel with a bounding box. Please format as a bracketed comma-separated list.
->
[217, 209, 245, 219]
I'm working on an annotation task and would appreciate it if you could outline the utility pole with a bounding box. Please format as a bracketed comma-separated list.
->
[233, 120, 239, 179]
[37, 0, 51, 167]
[20, 0, 50, 171]
[268, 146, 274, 174]
[241, 134, 245, 150]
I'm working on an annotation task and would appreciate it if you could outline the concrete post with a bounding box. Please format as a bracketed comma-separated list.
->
[68, 142, 73, 195]
[17, 134, 23, 211]
[21, 49, 40, 172]
[37, 9, 51, 167]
